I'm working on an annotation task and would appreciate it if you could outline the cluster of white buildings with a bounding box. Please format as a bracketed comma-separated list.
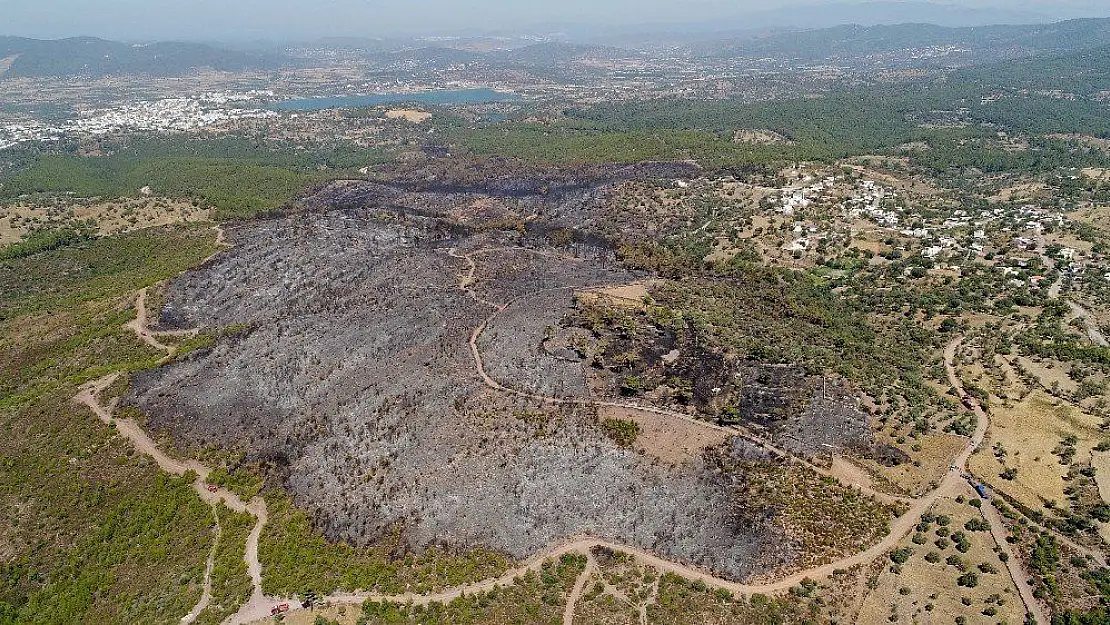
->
[70, 98, 278, 135]
[0, 94, 278, 150]
[0, 121, 62, 151]
[844, 180, 902, 228]
[778, 175, 836, 216]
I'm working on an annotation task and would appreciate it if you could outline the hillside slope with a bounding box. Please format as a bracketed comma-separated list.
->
[0, 37, 287, 78]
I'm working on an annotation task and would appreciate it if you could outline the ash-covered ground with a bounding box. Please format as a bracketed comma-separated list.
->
[127, 184, 786, 580]
[127, 171, 882, 581]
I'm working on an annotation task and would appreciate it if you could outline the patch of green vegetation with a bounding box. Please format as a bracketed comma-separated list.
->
[724, 460, 893, 566]
[0, 226, 94, 260]
[649, 267, 937, 413]
[204, 468, 263, 502]
[567, 91, 921, 158]
[0, 225, 231, 624]
[0, 155, 325, 221]
[0, 224, 217, 320]
[648, 572, 815, 624]
[600, 417, 642, 448]
[194, 505, 254, 625]
[356, 554, 585, 625]
[259, 493, 512, 597]
[167, 323, 252, 361]
[456, 125, 790, 168]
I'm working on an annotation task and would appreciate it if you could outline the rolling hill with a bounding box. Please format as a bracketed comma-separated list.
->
[0, 36, 288, 78]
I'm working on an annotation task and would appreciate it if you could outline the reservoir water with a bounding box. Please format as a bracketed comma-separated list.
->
[274, 88, 518, 112]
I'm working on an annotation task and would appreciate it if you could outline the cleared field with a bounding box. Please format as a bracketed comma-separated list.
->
[1016, 355, 1079, 396]
[0, 53, 18, 74]
[385, 108, 432, 123]
[864, 434, 968, 496]
[969, 391, 1102, 510]
[857, 494, 1024, 625]
[598, 405, 729, 465]
[0, 198, 209, 245]
[576, 281, 654, 308]
[734, 129, 793, 145]
[831, 455, 877, 492]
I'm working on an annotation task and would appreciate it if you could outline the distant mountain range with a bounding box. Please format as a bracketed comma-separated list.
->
[5, 14, 1110, 80]
[551, 0, 1106, 45]
[0, 37, 287, 79]
[722, 1, 1051, 30]
[348, 17, 1110, 70]
[704, 17, 1110, 63]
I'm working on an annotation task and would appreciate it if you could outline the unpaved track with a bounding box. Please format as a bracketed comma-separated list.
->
[946, 340, 1046, 625]
[458, 248, 910, 507]
[1069, 301, 1109, 347]
[125, 289, 177, 354]
[75, 375, 268, 625]
[181, 505, 221, 624]
[73, 243, 1001, 625]
[562, 553, 596, 625]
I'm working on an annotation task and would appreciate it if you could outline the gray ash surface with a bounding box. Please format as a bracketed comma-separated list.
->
[127, 198, 784, 581]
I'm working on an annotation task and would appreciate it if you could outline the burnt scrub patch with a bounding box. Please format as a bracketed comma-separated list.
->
[558, 285, 878, 457]
[716, 450, 896, 577]
[125, 207, 788, 583]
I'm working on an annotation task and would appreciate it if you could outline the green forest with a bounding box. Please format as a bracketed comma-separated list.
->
[0, 227, 222, 624]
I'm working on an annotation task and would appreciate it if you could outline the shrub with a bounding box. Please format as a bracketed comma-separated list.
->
[965, 519, 990, 532]
[600, 418, 642, 448]
[957, 572, 980, 588]
[890, 548, 913, 565]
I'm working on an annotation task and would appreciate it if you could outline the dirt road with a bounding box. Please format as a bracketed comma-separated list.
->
[945, 339, 1047, 625]
[1069, 300, 1109, 347]
[124, 289, 175, 354]
[457, 248, 910, 506]
[73, 251, 1007, 625]
[77, 374, 269, 625]
[181, 506, 221, 624]
[563, 553, 596, 625]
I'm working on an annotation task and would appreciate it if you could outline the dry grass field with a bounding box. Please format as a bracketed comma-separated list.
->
[857, 494, 1024, 625]
[970, 391, 1103, 510]
[0, 198, 209, 245]
[577, 282, 654, 309]
[598, 405, 730, 466]
[385, 108, 432, 123]
[865, 434, 969, 496]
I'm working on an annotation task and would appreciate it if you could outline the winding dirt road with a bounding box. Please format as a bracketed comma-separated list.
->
[70, 240, 1025, 625]
[454, 248, 911, 507]
[75, 375, 268, 624]
[181, 506, 221, 624]
[945, 340, 1046, 625]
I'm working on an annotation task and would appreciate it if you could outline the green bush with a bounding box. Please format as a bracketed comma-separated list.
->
[600, 418, 642, 448]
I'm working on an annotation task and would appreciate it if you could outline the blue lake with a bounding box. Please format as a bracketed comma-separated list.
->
[273, 88, 519, 112]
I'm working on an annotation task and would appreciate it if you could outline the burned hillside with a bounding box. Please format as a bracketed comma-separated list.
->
[546, 292, 879, 458]
[126, 173, 893, 582]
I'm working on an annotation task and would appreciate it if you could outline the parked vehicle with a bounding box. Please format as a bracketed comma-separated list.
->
[270, 603, 290, 616]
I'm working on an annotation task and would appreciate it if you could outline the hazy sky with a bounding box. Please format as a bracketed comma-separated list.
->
[2, 0, 1108, 41]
